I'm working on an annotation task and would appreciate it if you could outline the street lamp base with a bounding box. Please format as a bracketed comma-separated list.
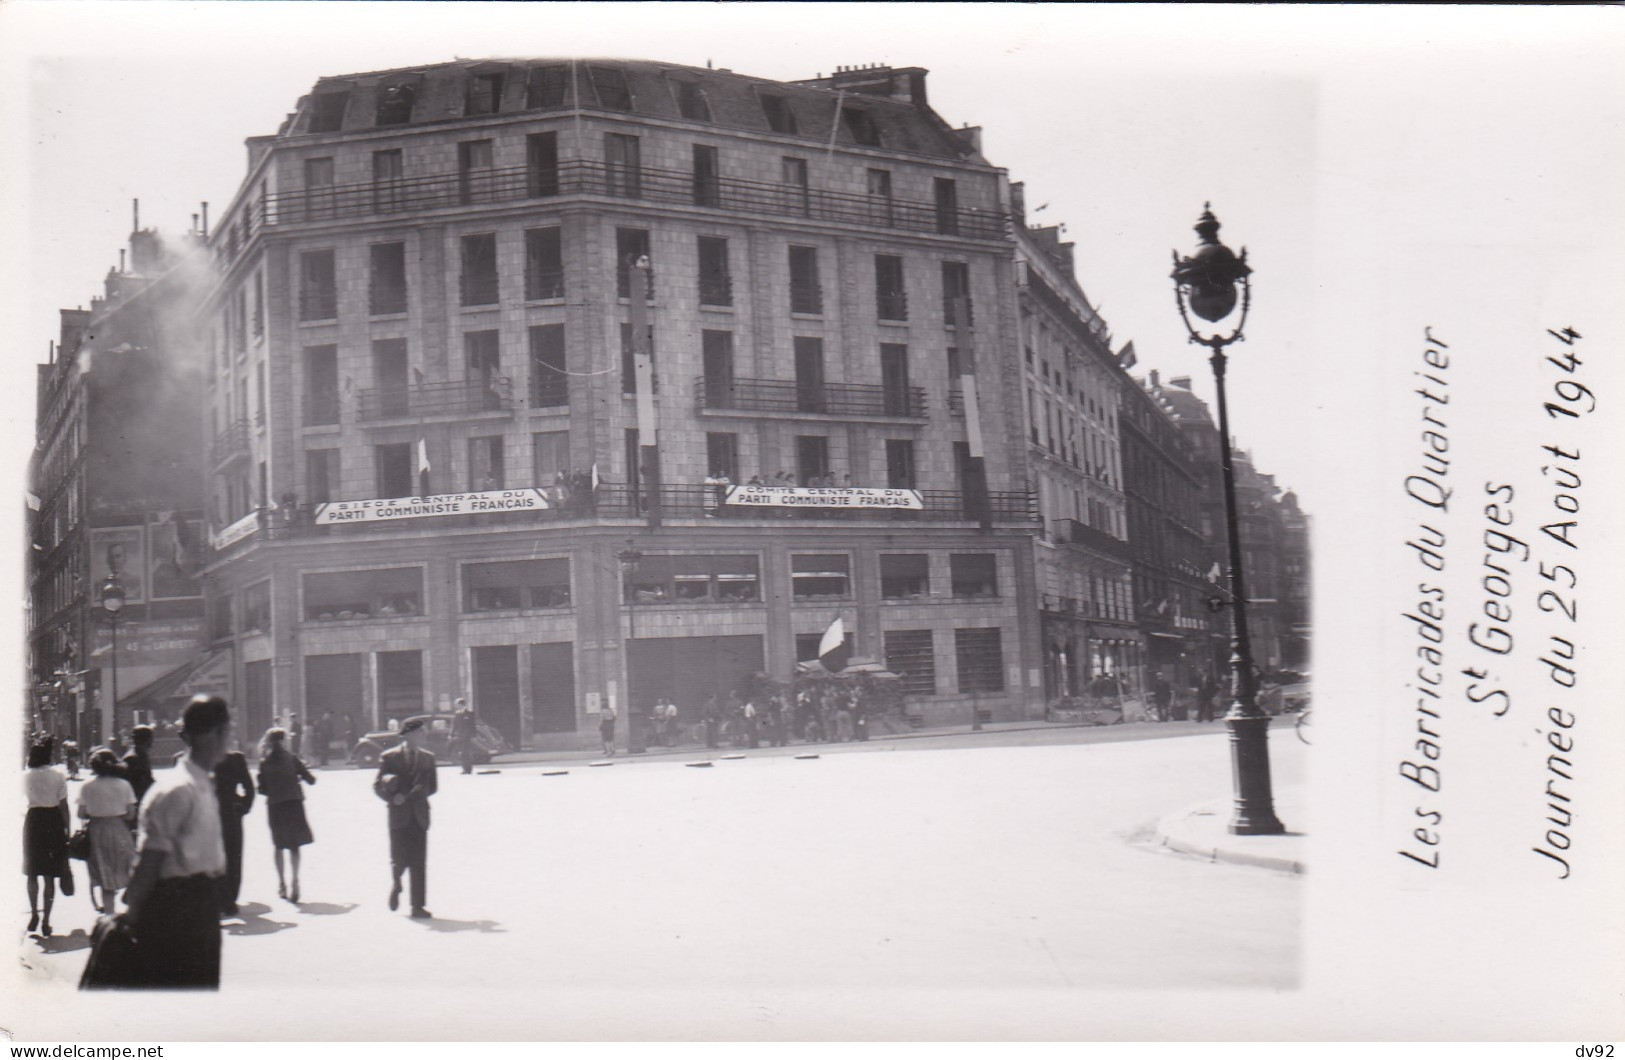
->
[1225, 713, 1286, 835]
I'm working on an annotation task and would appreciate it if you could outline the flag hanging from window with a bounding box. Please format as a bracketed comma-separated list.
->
[818, 615, 849, 672]
[417, 438, 431, 496]
[590, 462, 600, 491]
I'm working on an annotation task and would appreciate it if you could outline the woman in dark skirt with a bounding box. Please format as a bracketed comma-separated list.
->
[256, 728, 315, 903]
[22, 738, 70, 936]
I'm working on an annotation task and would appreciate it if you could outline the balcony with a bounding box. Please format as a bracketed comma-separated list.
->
[254, 482, 1037, 542]
[357, 378, 512, 422]
[1053, 517, 1131, 560]
[694, 376, 926, 420]
[261, 159, 1008, 241]
[211, 419, 251, 465]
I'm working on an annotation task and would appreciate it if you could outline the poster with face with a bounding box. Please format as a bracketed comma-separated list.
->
[147, 511, 203, 599]
[88, 526, 145, 606]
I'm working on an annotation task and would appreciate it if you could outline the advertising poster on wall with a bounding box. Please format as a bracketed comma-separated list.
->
[87, 525, 145, 605]
[146, 511, 204, 599]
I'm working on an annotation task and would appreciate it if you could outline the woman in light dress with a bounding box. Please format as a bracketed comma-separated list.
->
[76, 748, 137, 914]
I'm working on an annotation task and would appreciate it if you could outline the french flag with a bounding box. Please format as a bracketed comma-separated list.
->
[818, 615, 849, 673]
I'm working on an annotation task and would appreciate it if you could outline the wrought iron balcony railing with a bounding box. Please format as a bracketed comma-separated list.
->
[211, 419, 251, 465]
[357, 378, 512, 422]
[259, 159, 1008, 241]
[1053, 517, 1131, 559]
[694, 375, 926, 419]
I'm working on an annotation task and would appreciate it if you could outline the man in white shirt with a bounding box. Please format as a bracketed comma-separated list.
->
[115, 694, 231, 989]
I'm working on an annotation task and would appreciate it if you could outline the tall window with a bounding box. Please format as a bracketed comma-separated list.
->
[298, 249, 337, 321]
[464, 330, 502, 410]
[305, 346, 341, 425]
[527, 65, 569, 108]
[881, 344, 911, 416]
[458, 140, 495, 204]
[885, 439, 916, 489]
[303, 156, 334, 221]
[788, 245, 822, 314]
[875, 254, 907, 320]
[941, 261, 973, 326]
[461, 233, 499, 306]
[372, 149, 404, 211]
[373, 339, 409, 417]
[885, 630, 936, 695]
[793, 336, 824, 413]
[673, 80, 711, 121]
[528, 324, 567, 407]
[605, 133, 641, 197]
[698, 236, 731, 307]
[532, 430, 568, 483]
[692, 144, 720, 207]
[527, 132, 559, 197]
[934, 177, 960, 235]
[760, 94, 797, 134]
[468, 435, 505, 490]
[701, 330, 735, 408]
[955, 627, 1005, 692]
[615, 228, 652, 298]
[867, 168, 895, 226]
[251, 270, 264, 337]
[466, 71, 505, 116]
[795, 435, 829, 485]
[375, 443, 413, 498]
[370, 242, 408, 315]
[305, 449, 339, 505]
[781, 157, 810, 216]
[525, 227, 564, 300]
[706, 432, 739, 481]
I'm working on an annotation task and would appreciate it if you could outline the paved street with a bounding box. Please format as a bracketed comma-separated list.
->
[18, 726, 1303, 1039]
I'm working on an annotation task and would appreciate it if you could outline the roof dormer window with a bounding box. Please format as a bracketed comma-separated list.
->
[760, 94, 797, 134]
[588, 65, 633, 111]
[375, 81, 417, 126]
[673, 79, 710, 122]
[842, 106, 882, 147]
[308, 91, 350, 134]
[467, 71, 505, 116]
[527, 65, 569, 109]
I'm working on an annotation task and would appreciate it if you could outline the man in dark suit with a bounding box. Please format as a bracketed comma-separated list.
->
[212, 745, 255, 915]
[373, 718, 438, 919]
[123, 725, 156, 804]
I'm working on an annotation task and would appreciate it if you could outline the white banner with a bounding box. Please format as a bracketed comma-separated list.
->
[210, 511, 259, 552]
[724, 485, 923, 510]
[313, 488, 552, 524]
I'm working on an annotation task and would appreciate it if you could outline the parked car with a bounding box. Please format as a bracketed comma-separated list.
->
[349, 713, 511, 767]
[1258, 670, 1311, 715]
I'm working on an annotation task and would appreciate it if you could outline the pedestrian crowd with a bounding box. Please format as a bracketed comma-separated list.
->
[638, 680, 879, 751]
[22, 692, 447, 991]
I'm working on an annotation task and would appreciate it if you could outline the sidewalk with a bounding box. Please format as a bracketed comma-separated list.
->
[1152, 782, 1307, 874]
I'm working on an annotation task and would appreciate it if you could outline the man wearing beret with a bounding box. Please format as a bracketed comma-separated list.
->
[373, 718, 438, 919]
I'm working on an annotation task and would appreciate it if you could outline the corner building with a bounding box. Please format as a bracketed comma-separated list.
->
[200, 59, 1042, 748]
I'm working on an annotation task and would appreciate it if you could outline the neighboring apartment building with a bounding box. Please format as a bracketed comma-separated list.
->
[1119, 371, 1218, 697]
[28, 214, 210, 746]
[196, 59, 1044, 748]
[1012, 210, 1137, 703]
[1150, 373, 1311, 679]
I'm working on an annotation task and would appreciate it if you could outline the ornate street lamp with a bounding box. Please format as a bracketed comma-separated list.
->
[1171, 204, 1285, 836]
[617, 542, 646, 754]
[99, 574, 126, 738]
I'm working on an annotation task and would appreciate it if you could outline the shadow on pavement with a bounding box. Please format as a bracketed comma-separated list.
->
[415, 917, 505, 934]
[293, 901, 358, 916]
[223, 905, 298, 937]
[33, 927, 92, 954]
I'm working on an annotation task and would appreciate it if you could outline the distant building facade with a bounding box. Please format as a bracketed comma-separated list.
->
[28, 218, 210, 746]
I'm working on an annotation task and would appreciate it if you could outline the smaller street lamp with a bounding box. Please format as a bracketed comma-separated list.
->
[99, 574, 127, 737]
[617, 543, 646, 754]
